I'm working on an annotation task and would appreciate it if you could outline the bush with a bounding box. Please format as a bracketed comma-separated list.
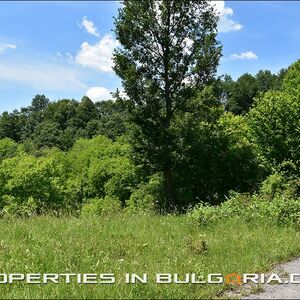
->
[0, 138, 19, 162]
[282, 59, 300, 95]
[1, 196, 38, 217]
[188, 177, 300, 227]
[248, 90, 300, 171]
[81, 196, 122, 217]
[259, 172, 287, 198]
[126, 173, 164, 214]
[0, 153, 68, 215]
[175, 109, 266, 207]
[259, 166, 300, 199]
[68, 136, 138, 205]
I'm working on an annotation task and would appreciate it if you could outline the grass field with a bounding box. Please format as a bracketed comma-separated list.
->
[0, 215, 299, 299]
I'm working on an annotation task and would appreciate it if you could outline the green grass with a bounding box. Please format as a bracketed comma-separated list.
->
[0, 215, 299, 299]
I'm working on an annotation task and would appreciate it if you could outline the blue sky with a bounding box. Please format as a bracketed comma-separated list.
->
[0, 1, 300, 112]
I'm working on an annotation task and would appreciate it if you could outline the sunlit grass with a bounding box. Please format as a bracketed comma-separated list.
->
[0, 215, 299, 298]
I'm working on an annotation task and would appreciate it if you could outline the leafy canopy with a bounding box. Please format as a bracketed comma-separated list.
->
[114, 0, 222, 209]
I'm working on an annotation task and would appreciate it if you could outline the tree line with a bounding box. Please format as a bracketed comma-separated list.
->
[0, 0, 299, 215]
[0, 69, 286, 152]
[0, 95, 128, 151]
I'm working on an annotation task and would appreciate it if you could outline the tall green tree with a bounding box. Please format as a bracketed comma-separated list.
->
[113, 0, 221, 209]
[248, 60, 300, 172]
[31, 94, 50, 113]
[255, 70, 277, 94]
[282, 59, 300, 95]
[248, 90, 300, 170]
[0, 110, 23, 141]
[226, 73, 258, 115]
[215, 74, 235, 106]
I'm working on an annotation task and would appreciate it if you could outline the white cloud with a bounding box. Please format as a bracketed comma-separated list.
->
[86, 86, 112, 102]
[81, 16, 100, 37]
[0, 61, 87, 91]
[0, 43, 16, 54]
[211, 1, 243, 33]
[229, 51, 258, 60]
[75, 34, 119, 72]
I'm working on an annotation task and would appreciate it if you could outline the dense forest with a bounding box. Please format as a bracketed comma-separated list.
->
[0, 61, 299, 217]
[0, 69, 287, 149]
[0, 0, 299, 218]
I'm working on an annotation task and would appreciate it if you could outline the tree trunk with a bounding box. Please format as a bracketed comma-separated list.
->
[161, 2, 177, 212]
[163, 167, 177, 212]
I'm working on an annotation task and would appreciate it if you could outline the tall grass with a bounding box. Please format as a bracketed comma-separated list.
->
[0, 215, 299, 298]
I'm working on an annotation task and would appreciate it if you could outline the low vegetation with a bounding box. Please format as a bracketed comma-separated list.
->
[0, 215, 299, 299]
[189, 170, 300, 228]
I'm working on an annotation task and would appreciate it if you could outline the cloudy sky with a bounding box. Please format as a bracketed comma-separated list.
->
[1, 1, 300, 112]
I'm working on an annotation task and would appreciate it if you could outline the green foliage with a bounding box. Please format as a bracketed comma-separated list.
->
[67, 136, 137, 205]
[0, 136, 139, 216]
[259, 165, 300, 199]
[95, 99, 129, 140]
[226, 73, 258, 115]
[248, 90, 300, 170]
[126, 173, 164, 214]
[0, 95, 128, 151]
[0, 86, 268, 215]
[81, 196, 122, 216]
[0, 110, 23, 141]
[189, 195, 300, 227]
[282, 59, 300, 94]
[256, 70, 279, 93]
[189, 173, 300, 227]
[114, 0, 222, 209]
[0, 31, 300, 216]
[223, 69, 285, 115]
[259, 172, 287, 197]
[0, 138, 19, 162]
[1, 196, 38, 217]
[0, 151, 69, 215]
[174, 90, 265, 207]
[32, 120, 64, 149]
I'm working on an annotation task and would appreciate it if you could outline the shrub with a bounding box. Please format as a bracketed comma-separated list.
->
[81, 196, 122, 217]
[282, 59, 300, 95]
[0, 138, 19, 162]
[187, 201, 221, 225]
[175, 110, 266, 207]
[248, 90, 300, 170]
[259, 167, 300, 199]
[68, 136, 138, 205]
[126, 173, 164, 214]
[189, 181, 300, 227]
[259, 172, 287, 198]
[1, 196, 38, 217]
[0, 154, 67, 215]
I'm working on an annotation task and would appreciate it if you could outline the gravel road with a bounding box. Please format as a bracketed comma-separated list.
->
[243, 257, 300, 299]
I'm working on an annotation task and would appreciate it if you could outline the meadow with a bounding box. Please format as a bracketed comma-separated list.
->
[0, 215, 299, 299]
[1, 2, 300, 299]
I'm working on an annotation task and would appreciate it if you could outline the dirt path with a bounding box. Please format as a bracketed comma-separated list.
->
[243, 257, 300, 299]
